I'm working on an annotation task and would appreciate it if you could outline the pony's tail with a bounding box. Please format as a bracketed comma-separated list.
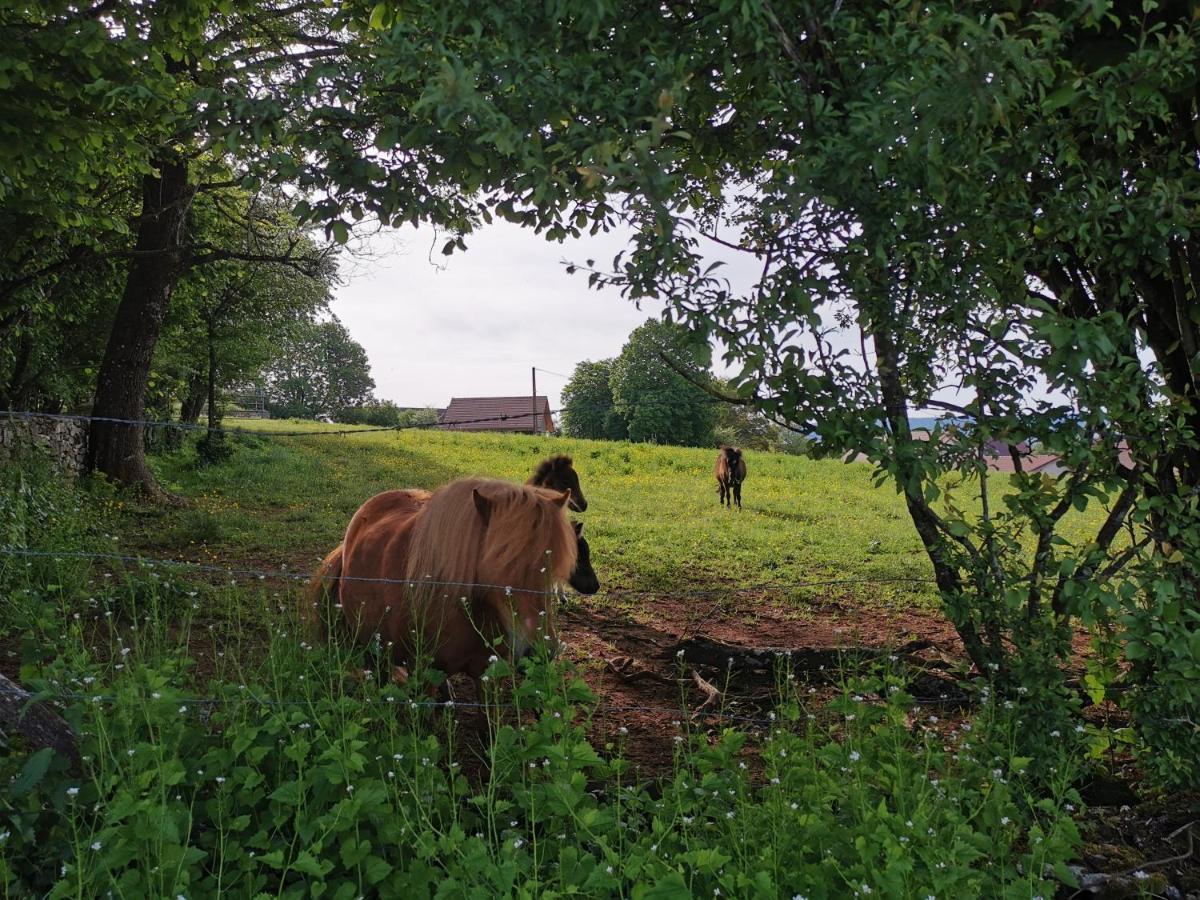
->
[304, 543, 344, 643]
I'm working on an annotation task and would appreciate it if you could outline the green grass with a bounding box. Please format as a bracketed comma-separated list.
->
[143, 425, 931, 594]
[122, 424, 1112, 613]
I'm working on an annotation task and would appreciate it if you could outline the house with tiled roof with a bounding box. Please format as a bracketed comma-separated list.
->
[439, 396, 555, 434]
[844, 429, 1065, 473]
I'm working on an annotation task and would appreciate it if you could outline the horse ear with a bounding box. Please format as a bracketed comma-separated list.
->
[573, 521, 584, 536]
[472, 488, 492, 525]
[552, 488, 571, 508]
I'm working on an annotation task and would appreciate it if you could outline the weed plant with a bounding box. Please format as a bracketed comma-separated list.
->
[1, 587, 1081, 897]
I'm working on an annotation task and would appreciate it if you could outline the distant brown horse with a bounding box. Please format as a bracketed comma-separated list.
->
[308, 478, 576, 682]
[715, 446, 746, 510]
[529, 455, 587, 511]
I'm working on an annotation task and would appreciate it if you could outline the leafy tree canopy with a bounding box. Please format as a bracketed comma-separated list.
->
[264, 317, 376, 419]
[560, 358, 626, 441]
[356, 0, 1200, 778]
[610, 320, 717, 447]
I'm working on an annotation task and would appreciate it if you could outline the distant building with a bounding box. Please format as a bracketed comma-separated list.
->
[844, 428, 1065, 474]
[439, 396, 555, 434]
[226, 386, 269, 419]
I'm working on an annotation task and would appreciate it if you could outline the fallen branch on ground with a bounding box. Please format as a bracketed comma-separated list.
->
[0, 673, 79, 765]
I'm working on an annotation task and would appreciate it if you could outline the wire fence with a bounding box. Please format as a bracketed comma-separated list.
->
[0, 547, 938, 600]
[3, 684, 790, 727]
[1, 408, 559, 438]
[4, 544, 1192, 727]
[0, 409, 1190, 730]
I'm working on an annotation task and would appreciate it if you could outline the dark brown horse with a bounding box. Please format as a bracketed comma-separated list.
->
[528, 455, 587, 511]
[529, 454, 596, 593]
[566, 521, 599, 595]
[715, 446, 747, 510]
[308, 478, 576, 682]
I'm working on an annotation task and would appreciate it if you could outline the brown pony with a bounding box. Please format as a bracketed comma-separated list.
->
[309, 478, 576, 681]
[306, 456, 596, 644]
[528, 454, 587, 511]
[715, 446, 747, 510]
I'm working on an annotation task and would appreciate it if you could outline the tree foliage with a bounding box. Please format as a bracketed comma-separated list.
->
[611, 320, 717, 446]
[560, 359, 626, 441]
[263, 318, 376, 419]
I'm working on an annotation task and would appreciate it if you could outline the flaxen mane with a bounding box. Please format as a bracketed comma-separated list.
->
[405, 477, 577, 603]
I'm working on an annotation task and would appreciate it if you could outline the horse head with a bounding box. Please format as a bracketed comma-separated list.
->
[720, 445, 743, 476]
[469, 481, 576, 661]
[529, 455, 587, 511]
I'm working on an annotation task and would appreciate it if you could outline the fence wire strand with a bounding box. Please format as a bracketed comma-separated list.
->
[2, 409, 559, 438]
[0, 547, 938, 599]
[1, 411, 1189, 730]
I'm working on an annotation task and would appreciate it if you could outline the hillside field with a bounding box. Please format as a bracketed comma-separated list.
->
[125, 423, 1107, 609]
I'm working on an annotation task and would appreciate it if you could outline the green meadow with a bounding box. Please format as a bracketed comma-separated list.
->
[123, 423, 1113, 610]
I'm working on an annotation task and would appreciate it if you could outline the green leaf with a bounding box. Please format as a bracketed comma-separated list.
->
[362, 855, 393, 884]
[269, 781, 303, 806]
[636, 871, 691, 900]
[10, 748, 54, 798]
[1043, 83, 1078, 111]
[292, 850, 331, 878]
[368, 3, 389, 30]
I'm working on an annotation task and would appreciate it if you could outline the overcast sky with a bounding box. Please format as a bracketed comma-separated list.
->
[331, 221, 689, 411]
[331, 220, 1062, 418]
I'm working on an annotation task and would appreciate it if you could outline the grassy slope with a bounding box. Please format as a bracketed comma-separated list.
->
[121, 423, 1111, 612]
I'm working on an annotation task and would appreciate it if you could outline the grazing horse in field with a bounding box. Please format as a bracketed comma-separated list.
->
[528, 455, 587, 511]
[306, 456, 597, 644]
[308, 478, 576, 682]
[715, 446, 747, 510]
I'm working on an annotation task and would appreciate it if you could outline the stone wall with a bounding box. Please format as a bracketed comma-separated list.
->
[0, 415, 89, 475]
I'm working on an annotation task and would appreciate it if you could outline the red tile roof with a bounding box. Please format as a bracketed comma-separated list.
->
[439, 396, 555, 433]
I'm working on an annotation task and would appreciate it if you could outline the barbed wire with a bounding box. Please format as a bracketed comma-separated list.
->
[3, 409, 1177, 467]
[0, 547, 939, 600]
[0, 409, 561, 438]
[9, 684, 1190, 727]
[6, 686, 784, 725]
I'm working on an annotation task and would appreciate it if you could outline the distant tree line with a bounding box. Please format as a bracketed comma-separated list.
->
[561, 320, 804, 452]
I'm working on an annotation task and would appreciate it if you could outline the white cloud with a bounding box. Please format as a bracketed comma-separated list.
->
[331, 221, 670, 409]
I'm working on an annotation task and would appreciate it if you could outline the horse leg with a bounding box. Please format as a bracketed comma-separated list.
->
[734, 481, 742, 510]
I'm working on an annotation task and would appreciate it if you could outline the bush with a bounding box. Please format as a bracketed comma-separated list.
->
[330, 402, 439, 429]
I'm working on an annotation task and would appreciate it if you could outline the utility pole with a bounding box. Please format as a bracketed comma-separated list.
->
[531, 366, 538, 435]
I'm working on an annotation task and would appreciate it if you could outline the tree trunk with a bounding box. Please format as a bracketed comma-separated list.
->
[87, 153, 195, 497]
[179, 371, 206, 424]
[0, 673, 79, 766]
[207, 317, 218, 434]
